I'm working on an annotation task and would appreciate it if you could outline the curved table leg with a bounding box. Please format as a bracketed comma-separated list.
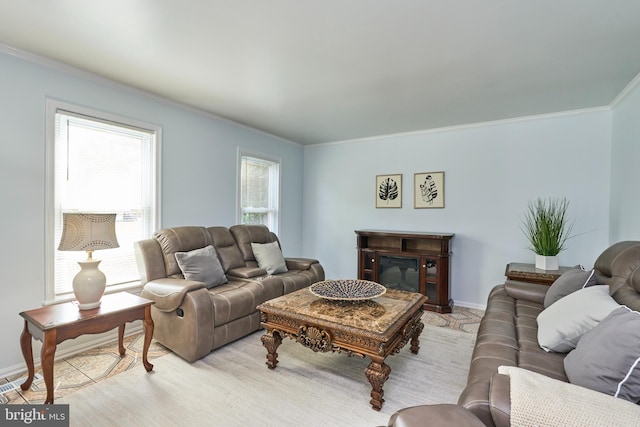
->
[19, 320, 35, 391]
[365, 358, 391, 411]
[118, 324, 126, 356]
[41, 330, 57, 404]
[142, 306, 154, 372]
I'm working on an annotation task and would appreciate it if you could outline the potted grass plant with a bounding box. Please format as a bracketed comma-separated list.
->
[521, 197, 574, 270]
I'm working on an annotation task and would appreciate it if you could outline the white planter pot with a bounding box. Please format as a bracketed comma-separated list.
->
[535, 255, 559, 271]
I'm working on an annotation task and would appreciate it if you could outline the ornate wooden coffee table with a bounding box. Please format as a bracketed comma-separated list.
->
[257, 287, 427, 410]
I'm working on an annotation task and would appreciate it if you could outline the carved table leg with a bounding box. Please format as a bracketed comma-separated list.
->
[365, 358, 391, 411]
[19, 320, 35, 392]
[261, 330, 282, 369]
[142, 305, 154, 372]
[41, 330, 57, 404]
[410, 319, 425, 354]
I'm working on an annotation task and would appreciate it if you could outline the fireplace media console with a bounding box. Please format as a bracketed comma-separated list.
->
[355, 230, 454, 313]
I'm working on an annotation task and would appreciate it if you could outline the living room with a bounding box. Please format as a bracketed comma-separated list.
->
[1, 2, 640, 425]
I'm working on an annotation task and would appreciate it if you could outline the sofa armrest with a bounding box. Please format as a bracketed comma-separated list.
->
[285, 257, 319, 270]
[227, 267, 268, 279]
[141, 278, 206, 311]
[489, 373, 511, 427]
[387, 404, 485, 427]
[503, 279, 548, 304]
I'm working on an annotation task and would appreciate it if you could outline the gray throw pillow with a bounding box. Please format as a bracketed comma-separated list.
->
[174, 245, 228, 288]
[544, 267, 597, 308]
[537, 285, 620, 353]
[564, 306, 640, 403]
[251, 241, 288, 275]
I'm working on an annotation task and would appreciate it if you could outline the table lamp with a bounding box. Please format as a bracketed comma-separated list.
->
[58, 213, 119, 310]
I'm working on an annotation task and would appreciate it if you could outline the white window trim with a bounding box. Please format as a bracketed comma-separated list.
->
[44, 99, 162, 305]
[236, 148, 281, 234]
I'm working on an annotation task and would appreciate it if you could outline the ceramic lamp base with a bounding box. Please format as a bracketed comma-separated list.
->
[535, 255, 559, 271]
[72, 259, 106, 310]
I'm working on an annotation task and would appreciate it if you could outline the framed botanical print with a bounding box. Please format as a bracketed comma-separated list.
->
[376, 174, 402, 208]
[414, 171, 444, 208]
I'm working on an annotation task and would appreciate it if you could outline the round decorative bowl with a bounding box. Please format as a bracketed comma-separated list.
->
[309, 279, 386, 301]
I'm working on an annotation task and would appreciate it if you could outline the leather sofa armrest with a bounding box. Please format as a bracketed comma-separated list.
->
[504, 279, 548, 304]
[489, 373, 511, 427]
[141, 278, 206, 312]
[387, 404, 486, 427]
[227, 267, 268, 278]
[285, 257, 319, 270]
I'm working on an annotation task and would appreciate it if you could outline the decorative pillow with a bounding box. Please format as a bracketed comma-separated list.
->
[564, 306, 640, 403]
[251, 241, 288, 275]
[537, 285, 619, 352]
[544, 267, 597, 308]
[174, 245, 228, 288]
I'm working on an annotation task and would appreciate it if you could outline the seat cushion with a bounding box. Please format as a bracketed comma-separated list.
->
[207, 276, 287, 326]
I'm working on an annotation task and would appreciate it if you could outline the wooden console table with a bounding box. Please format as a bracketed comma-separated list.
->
[355, 229, 454, 313]
[19, 292, 154, 403]
[505, 262, 572, 285]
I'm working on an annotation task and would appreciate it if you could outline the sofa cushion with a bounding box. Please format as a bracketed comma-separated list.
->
[537, 285, 619, 353]
[230, 224, 278, 267]
[207, 226, 245, 272]
[564, 306, 640, 403]
[544, 267, 597, 308]
[251, 241, 288, 274]
[154, 226, 214, 277]
[174, 245, 228, 288]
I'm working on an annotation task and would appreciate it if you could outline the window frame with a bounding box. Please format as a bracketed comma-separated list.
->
[237, 149, 281, 234]
[44, 99, 162, 305]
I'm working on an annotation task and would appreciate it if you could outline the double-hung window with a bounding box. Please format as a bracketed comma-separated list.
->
[45, 100, 160, 304]
[238, 151, 280, 233]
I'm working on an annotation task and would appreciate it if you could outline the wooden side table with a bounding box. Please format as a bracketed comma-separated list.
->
[19, 291, 154, 403]
[505, 262, 572, 285]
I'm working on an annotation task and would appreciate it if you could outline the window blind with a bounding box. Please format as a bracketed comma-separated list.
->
[53, 110, 157, 297]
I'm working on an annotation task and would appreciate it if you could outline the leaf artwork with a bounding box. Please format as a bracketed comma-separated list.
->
[379, 178, 399, 201]
[420, 175, 438, 204]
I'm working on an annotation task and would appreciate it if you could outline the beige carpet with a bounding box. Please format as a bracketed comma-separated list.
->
[59, 324, 475, 427]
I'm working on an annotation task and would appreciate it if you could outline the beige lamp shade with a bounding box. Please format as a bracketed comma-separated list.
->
[58, 213, 119, 253]
[58, 213, 119, 310]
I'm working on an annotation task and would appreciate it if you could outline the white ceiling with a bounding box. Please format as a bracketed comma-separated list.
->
[1, 1, 639, 144]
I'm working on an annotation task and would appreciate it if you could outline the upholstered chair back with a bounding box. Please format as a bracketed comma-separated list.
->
[594, 241, 640, 294]
[229, 224, 280, 268]
[153, 226, 214, 278]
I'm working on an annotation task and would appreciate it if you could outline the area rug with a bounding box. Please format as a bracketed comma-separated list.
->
[59, 325, 475, 427]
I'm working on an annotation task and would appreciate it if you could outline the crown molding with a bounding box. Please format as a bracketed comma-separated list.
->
[319, 106, 611, 147]
[609, 71, 640, 109]
[0, 43, 301, 147]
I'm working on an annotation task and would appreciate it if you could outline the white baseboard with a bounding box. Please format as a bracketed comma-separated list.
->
[453, 300, 486, 311]
[0, 324, 143, 379]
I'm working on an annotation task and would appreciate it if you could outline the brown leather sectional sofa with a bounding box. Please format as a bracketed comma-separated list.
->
[388, 241, 640, 426]
[134, 224, 324, 362]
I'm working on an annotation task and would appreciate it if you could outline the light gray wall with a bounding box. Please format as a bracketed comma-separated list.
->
[610, 78, 640, 241]
[302, 110, 613, 307]
[0, 50, 305, 373]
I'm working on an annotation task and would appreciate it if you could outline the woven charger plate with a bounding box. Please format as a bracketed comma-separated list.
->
[309, 279, 386, 301]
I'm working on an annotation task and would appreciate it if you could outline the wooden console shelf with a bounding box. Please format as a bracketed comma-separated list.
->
[355, 229, 454, 313]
